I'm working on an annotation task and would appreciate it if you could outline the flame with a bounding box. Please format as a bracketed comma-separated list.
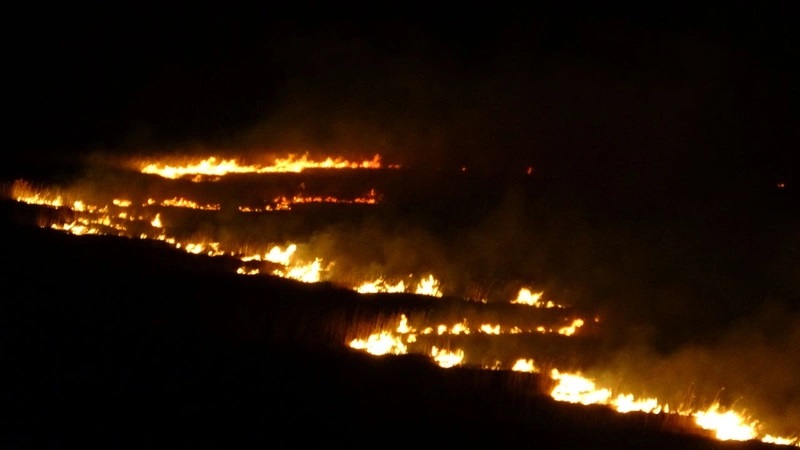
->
[354, 274, 443, 297]
[349, 332, 408, 356]
[512, 359, 537, 372]
[355, 278, 406, 294]
[8, 174, 800, 446]
[430, 346, 464, 368]
[160, 197, 220, 210]
[510, 288, 563, 308]
[763, 435, 798, 446]
[479, 324, 501, 334]
[550, 369, 613, 405]
[612, 394, 664, 414]
[264, 244, 297, 265]
[693, 403, 759, 441]
[150, 213, 163, 228]
[557, 319, 585, 336]
[139, 154, 396, 179]
[275, 258, 324, 283]
[415, 274, 442, 297]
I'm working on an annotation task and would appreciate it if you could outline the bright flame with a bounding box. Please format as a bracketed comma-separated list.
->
[264, 244, 297, 265]
[762, 435, 798, 446]
[511, 359, 537, 373]
[430, 346, 464, 368]
[550, 369, 613, 405]
[611, 394, 663, 414]
[160, 197, 220, 210]
[511, 288, 543, 306]
[415, 275, 442, 297]
[479, 324, 501, 334]
[511, 288, 561, 308]
[9, 175, 800, 447]
[355, 278, 406, 294]
[693, 403, 758, 441]
[558, 319, 585, 336]
[349, 332, 408, 356]
[140, 154, 396, 179]
[275, 258, 324, 283]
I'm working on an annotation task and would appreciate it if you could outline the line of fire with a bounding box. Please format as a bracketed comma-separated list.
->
[3, 153, 798, 447]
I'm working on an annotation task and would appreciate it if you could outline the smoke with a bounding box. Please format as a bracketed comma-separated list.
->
[7, 15, 799, 438]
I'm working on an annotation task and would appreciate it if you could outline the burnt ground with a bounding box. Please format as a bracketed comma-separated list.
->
[1, 198, 789, 449]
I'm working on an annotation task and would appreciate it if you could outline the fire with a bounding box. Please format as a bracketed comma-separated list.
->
[543, 369, 781, 443]
[510, 288, 562, 308]
[160, 197, 220, 210]
[612, 394, 664, 414]
[430, 346, 464, 368]
[250, 189, 381, 212]
[347, 318, 772, 444]
[550, 369, 613, 405]
[260, 244, 298, 265]
[479, 324, 501, 334]
[348, 332, 408, 356]
[150, 213, 163, 228]
[557, 319, 585, 336]
[415, 274, 442, 297]
[693, 403, 759, 441]
[355, 278, 406, 294]
[353, 274, 443, 297]
[139, 153, 397, 179]
[763, 436, 798, 446]
[7, 167, 800, 447]
[512, 359, 537, 372]
[239, 244, 327, 283]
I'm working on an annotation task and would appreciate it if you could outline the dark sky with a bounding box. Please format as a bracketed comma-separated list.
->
[5, 4, 798, 187]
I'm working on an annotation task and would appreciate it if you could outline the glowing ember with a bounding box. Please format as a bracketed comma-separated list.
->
[140, 153, 397, 179]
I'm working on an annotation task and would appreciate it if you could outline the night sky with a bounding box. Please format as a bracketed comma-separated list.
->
[5, 5, 797, 189]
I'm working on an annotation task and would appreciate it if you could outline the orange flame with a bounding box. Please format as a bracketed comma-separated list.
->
[139, 154, 397, 179]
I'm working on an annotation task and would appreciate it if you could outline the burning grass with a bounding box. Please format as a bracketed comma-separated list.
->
[2, 152, 799, 446]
